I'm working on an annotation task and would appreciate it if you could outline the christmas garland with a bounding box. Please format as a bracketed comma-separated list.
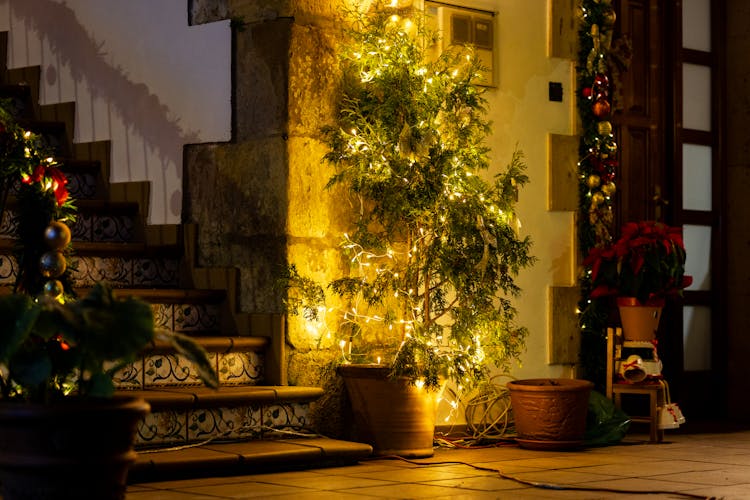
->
[576, 0, 621, 388]
[0, 99, 76, 299]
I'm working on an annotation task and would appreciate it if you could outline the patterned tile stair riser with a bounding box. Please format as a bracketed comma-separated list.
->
[135, 402, 311, 448]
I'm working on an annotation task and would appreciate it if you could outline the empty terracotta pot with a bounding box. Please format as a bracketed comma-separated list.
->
[507, 378, 593, 450]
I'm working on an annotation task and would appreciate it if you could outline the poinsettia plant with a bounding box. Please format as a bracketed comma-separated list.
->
[583, 221, 693, 305]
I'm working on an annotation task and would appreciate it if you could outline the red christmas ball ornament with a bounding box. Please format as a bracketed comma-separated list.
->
[582, 87, 593, 99]
[593, 73, 609, 89]
[592, 98, 611, 118]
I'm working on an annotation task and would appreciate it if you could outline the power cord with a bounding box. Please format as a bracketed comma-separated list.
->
[369, 455, 718, 500]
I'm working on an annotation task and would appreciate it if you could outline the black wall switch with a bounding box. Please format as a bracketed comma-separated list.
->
[549, 81, 563, 102]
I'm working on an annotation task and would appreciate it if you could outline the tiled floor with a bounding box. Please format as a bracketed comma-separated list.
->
[127, 431, 750, 499]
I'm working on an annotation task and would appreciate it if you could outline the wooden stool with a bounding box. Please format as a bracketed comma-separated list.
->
[606, 328, 666, 443]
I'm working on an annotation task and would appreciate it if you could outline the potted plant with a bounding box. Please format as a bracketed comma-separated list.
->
[0, 100, 218, 499]
[282, 2, 534, 456]
[583, 220, 692, 340]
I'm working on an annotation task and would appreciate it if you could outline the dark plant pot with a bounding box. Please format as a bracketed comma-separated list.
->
[507, 378, 593, 450]
[339, 364, 436, 458]
[0, 396, 150, 500]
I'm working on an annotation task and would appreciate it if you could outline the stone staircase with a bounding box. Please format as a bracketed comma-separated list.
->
[0, 32, 371, 483]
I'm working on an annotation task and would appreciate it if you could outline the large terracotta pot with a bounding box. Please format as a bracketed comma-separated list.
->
[617, 297, 664, 341]
[0, 396, 150, 500]
[339, 364, 436, 458]
[507, 378, 593, 450]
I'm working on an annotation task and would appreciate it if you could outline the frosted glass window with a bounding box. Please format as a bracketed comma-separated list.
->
[683, 64, 712, 131]
[683, 224, 711, 290]
[683, 306, 711, 371]
[682, 144, 712, 211]
[682, 0, 711, 52]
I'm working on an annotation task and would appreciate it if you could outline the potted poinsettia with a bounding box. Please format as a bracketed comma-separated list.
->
[0, 100, 217, 499]
[282, 2, 534, 456]
[583, 220, 692, 340]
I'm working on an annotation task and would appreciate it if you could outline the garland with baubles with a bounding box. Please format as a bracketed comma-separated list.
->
[576, 0, 623, 387]
[0, 99, 76, 300]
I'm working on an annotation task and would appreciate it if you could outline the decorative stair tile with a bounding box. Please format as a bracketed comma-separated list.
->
[174, 303, 220, 333]
[0, 255, 16, 283]
[145, 354, 205, 387]
[71, 213, 136, 242]
[263, 402, 309, 430]
[187, 406, 262, 442]
[218, 352, 263, 386]
[112, 360, 144, 389]
[75, 256, 180, 287]
[137, 410, 188, 447]
[66, 170, 98, 200]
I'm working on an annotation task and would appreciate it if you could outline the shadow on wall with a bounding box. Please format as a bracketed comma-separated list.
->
[6, 0, 209, 222]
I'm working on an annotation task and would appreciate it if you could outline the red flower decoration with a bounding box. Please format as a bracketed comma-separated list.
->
[21, 164, 69, 206]
[583, 221, 692, 303]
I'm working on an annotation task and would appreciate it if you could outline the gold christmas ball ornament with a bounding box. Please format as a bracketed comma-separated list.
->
[591, 191, 605, 206]
[597, 120, 613, 136]
[602, 182, 617, 196]
[43, 279, 64, 299]
[604, 141, 618, 155]
[39, 251, 67, 278]
[587, 174, 601, 189]
[44, 221, 72, 249]
[602, 9, 617, 25]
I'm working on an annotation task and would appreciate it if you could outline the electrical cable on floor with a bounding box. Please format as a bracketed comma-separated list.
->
[369, 455, 718, 500]
[138, 424, 321, 454]
[427, 375, 718, 499]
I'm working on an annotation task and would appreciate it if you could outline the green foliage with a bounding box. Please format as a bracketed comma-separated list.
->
[0, 101, 218, 403]
[0, 283, 218, 403]
[285, 2, 535, 391]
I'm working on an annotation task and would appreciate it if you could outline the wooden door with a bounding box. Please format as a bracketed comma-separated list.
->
[612, 0, 727, 419]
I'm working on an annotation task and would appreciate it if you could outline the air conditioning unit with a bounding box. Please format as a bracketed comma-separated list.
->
[425, 1, 496, 87]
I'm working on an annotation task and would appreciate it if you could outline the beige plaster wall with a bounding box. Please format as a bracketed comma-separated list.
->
[482, 0, 576, 381]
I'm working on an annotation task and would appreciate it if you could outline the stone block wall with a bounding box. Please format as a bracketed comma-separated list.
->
[183, 0, 356, 430]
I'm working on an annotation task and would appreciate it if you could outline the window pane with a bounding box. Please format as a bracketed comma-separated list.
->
[683, 224, 711, 290]
[683, 305, 712, 371]
[683, 64, 712, 131]
[682, 144, 712, 211]
[682, 0, 711, 51]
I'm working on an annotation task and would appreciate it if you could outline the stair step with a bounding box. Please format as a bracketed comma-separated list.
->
[129, 438, 373, 483]
[125, 386, 325, 448]
[130, 386, 323, 410]
[1, 201, 142, 243]
[115, 336, 267, 389]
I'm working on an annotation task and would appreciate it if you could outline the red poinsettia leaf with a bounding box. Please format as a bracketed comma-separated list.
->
[590, 285, 618, 298]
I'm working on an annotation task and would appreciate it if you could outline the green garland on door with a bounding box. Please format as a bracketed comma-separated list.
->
[576, 0, 620, 388]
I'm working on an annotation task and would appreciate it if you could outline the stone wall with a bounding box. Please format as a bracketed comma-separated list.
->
[183, 0, 355, 434]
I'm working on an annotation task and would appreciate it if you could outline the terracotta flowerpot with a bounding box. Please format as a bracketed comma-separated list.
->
[339, 364, 436, 457]
[617, 297, 664, 341]
[0, 396, 150, 500]
[507, 378, 593, 450]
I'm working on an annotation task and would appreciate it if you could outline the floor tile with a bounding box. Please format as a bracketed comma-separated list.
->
[420, 474, 533, 491]
[339, 482, 489, 498]
[176, 481, 309, 498]
[649, 467, 750, 487]
[347, 467, 470, 482]
[573, 459, 725, 477]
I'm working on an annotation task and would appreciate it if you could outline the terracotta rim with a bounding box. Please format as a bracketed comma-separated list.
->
[507, 378, 594, 392]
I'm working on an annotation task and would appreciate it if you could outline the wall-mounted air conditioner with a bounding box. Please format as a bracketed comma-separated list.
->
[424, 1, 496, 87]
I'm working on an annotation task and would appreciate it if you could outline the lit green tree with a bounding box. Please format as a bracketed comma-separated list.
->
[285, 2, 534, 391]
